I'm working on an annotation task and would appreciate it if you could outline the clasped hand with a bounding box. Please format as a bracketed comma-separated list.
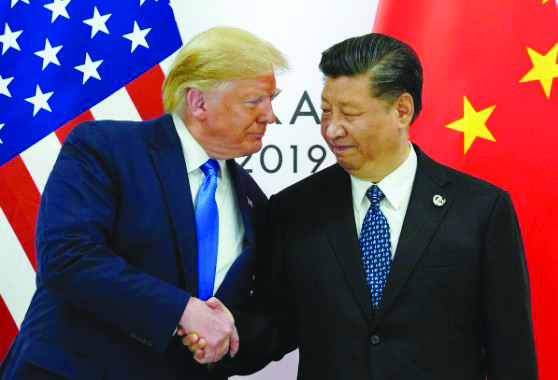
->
[177, 297, 237, 364]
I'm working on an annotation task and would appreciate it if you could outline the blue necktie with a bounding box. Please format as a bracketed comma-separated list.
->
[196, 159, 220, 301]
[359, 185, 392, 311]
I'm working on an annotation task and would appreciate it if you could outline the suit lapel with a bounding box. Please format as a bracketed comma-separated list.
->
[214, 161, 254, 302]
[315, 165, 374, 322]
[146, 116, 199, 296]
[228, 161, 254, 249]
[372, 146, 455, 329]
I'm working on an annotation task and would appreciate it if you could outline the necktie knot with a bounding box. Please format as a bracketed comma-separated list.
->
[200, 159, 219, 178]
[366, 185, 384, 212]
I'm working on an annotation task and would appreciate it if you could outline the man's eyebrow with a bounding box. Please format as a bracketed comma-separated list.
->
[338, 100, 359, 107]
[242, 89, 281, 101]
[320, 97, 357, 108]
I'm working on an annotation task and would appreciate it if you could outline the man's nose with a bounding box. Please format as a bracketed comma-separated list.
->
[258, 98, 276, 124]
[323, 117, 346, 139]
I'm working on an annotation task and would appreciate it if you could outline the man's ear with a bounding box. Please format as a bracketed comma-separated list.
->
[394, 93, 414, 128]
[186, 89, 208, 120]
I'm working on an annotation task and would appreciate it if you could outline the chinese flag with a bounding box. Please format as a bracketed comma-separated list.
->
[374, 1, 558, 378]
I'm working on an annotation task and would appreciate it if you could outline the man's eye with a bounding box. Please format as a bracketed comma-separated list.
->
[244, 99, 260, 106]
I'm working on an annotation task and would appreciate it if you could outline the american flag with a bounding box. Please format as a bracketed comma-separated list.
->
[0, 0, 182, 359]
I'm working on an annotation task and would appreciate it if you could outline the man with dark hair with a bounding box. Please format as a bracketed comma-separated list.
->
[191, 33, 538, 379]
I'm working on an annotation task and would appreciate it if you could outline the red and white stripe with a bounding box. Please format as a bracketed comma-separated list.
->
[0, 59, 173, 360]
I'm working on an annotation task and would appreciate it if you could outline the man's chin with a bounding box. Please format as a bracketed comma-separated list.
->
[239, 142, 263, 158]
[250, 140, 264, 153]
[335, 157, 356, 172]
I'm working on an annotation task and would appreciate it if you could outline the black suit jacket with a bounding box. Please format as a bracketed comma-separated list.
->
[0, 115, 267, 380]
[231, 145, 537, 380]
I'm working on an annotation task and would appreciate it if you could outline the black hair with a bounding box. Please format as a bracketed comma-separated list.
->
[320, 33, 423, 123]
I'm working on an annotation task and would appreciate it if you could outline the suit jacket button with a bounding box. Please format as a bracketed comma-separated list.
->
[370, 335, 381, 345]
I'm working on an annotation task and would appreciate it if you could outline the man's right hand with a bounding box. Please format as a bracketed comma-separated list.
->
[177, 297, 239, 363]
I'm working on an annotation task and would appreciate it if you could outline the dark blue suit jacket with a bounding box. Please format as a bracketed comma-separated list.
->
[0, 114, 267, 380]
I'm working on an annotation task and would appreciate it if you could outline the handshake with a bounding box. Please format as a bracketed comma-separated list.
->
[177, 296, 238, 364]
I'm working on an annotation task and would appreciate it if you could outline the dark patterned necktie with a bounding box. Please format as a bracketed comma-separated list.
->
[359, 185, 392, 311]
[196, 159, 219, 301]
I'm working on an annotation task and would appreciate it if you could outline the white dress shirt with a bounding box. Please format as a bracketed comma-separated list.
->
[173, 114, 245, 295]
[351, 144, 417, 259]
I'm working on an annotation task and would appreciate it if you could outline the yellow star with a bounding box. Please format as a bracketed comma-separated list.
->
[445, 96, 496, 154]
[542, 0, 549, 4]
[519, 42, 558, 98]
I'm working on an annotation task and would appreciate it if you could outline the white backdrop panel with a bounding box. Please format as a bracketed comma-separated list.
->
[168, 1, 379, 378]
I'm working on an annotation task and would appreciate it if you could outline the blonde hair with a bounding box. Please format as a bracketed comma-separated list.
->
[162, 26, 288, 113]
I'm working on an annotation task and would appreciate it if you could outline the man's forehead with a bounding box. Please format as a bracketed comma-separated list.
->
[322, 75, 370, 100]
[231, 75, 276, 94]
[321, 91, 364, 108]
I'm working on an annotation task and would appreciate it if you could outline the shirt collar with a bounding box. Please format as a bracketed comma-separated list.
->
[351, 144, 417, 211]
[172, 113, 225, 176]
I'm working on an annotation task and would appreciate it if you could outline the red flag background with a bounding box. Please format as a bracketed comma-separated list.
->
[374, 1, 558, 378]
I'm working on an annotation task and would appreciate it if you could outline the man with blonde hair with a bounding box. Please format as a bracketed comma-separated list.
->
[0, 27, 286, 380]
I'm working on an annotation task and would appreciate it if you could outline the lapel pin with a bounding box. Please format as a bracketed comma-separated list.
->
[247, 196, 253, 208]
[432, 194, 446, 207]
